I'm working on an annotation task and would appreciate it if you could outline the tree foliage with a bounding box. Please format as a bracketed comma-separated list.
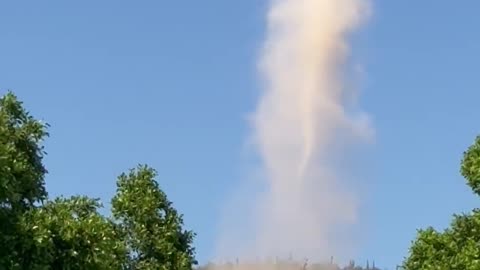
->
[19, 196, 128, 269]
[0, 91, 196, 269]
[0, 92, 49, 267]
[112, 166, 197, 270]
[403, 136, 480, 269]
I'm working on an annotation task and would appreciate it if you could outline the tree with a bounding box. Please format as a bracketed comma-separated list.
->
[18, 196, 128, 269]
[0, 92, 49, 267]
[0, 91, 197, 269]
[403, 136, 480, 269]
[112, 165, 197, 270]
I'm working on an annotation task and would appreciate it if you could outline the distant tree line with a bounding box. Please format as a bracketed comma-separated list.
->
[196, 258, 382, 270]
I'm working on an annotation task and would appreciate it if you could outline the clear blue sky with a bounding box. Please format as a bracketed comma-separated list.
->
[1, 1, 480, 268]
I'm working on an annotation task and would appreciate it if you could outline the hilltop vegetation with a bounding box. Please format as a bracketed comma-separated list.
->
[196, 259, 381, 270]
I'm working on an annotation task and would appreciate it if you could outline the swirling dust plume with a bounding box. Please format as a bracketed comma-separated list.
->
[214, 0, 374, 267]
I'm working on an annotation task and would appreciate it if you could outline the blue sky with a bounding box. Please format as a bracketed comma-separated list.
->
[1, 1, 480, 268]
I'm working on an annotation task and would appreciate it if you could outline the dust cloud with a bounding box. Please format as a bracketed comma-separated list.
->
[213, 0, 373, 267]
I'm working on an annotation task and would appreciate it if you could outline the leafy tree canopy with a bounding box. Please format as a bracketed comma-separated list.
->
[112, 166, 197, 270]
[0, 91, 196, 269]
[403, 136, 480, 270]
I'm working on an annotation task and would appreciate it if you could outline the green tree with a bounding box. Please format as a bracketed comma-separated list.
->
[403, 136, 480, 270]
[0, 91, 197, 269]
[0, 92, 49, 267]
[18, 196, 128, 269]
[112, 165, 197, 270]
